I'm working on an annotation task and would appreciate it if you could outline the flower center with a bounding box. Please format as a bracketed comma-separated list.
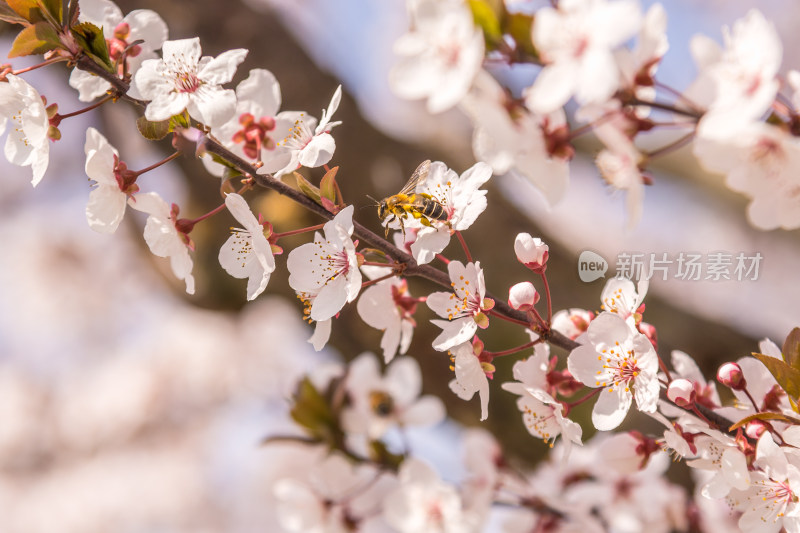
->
[227, 226, 254, 268]
[278, 114, 314, 151]
[443, 275, 481, 320]
[369, 390, 395, 417]
[596, 342, 640, 393]
[233, 113, 277, 159]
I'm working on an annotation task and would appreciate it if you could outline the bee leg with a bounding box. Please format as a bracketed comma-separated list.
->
[384, 214, 396, 238]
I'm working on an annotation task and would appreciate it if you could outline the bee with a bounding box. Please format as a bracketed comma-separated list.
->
[376, 160, 449, 238]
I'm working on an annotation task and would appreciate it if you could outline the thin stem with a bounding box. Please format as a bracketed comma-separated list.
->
[644, 131, 695, 160]
[540, 273, 552, 324]
[564, 387, 601, 409]
[189, 201, 227, 224]
[530, 307, 548, 331]
[273, 223, 326, 239]
[743, 388, 761, 413]
[361, 272, 397, 289]
[134, 151, 181, 177]
[568, 111, 616, 140]
[484, 338, 542, 358]
[487, 308, 531, 328]
[658, 356, 673, 383]
[654, 81, 703, 112]
[435, 254, 450, 265]
[56, 94, 113, 120]
[11, 56, 67, 75]
[625, 97, 703, 120]
[455, 231, 472, 262]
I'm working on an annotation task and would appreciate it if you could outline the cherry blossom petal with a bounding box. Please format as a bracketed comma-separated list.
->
[592, 386, 631, 431]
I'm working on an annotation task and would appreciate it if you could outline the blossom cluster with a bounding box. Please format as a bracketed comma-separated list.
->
[389, 0, 800, 229]
[1, 0, 800, 532]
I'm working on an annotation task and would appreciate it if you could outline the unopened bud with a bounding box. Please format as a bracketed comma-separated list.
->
[514, 233, 549, 273]
[508, 281, 539, 311]
[717, 362, 746, 391]
[745, 420, 768, 440]
[667, 379, 695, 407]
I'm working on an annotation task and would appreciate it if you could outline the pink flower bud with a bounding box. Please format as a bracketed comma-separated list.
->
[745, 420, 768, 440]
[514, 233, 549, 273]
[508, 281, 539, 311]
[667, 379, 695, 407]
[717, 362, 746, 391]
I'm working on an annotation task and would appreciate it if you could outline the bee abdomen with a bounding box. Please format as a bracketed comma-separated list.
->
[422, 199, 447, 221]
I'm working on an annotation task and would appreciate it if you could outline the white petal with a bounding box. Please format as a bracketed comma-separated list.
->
[198, 48, 248, 85]
[591, 386, 631, 431]
[297, 133, 336, 168]
[309, 319, 332, 352]
[86, 186, 127, 233]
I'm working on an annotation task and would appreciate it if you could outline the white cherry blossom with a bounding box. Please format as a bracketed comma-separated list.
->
[83, 127, 134, 233]
[427, 261, 491, 351]
[134, 37, 247, 128]
[448, 340, 491, 421]
[287, 205, 361, 322]
[269, 85, 342, 177]
[218, 193, 275, 301]
[693, 121, 800, 230]
[0, 74, 50, 186]
[461, 72, 571, 205]
[525, 0, 642, 114]
[614, 3, 668, 105]
[341, 353, 445, 439]
[201, 69, 295, 177]
[502, 352, 583, 449]
[356, 266, 417, 363]
[728, 433, 800, 533]
[383, 459, 479, 533]
[696, 10, 782, 138]
[684, 427, 751, 499]
[567, 312, 659, 430]
[409, 161, 492, 264]
[390, 0, 484, 113]
[600, 275, 648, 326]
[69, 0, 168, 102]
[128, 192, 195, 294]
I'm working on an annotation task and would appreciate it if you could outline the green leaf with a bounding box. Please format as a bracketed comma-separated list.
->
[136, 116, 171, 141]
[289, 377, 337, 442]
[0, 3, 30, 25]
[6, 0, 44, 23]
[36, 0, 61, 25]
[753, 352, 800, 401]
[368, 440, 404, 471]
[294, 172, 322, 205]
[67, 0, 79, 26]
[728, 411, 800, 431]
[783, 327, 800, 370]
[467, 0, 503, 46]
[8, 21, 61, 57]
[320, 165, 338, 204]
[71, 21, 113, 71]
[505, 13, 538, 59]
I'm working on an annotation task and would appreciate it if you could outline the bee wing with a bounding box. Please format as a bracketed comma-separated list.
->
[398, 160, 431, 195]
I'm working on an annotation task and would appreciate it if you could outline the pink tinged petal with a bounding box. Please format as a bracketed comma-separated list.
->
[124, 10, 168, 51]
[721, 448, 751, 491]
[188, 85, 237, 128]
[701, 473, 733, 499]
[308, 319, 332, 351]
[403, 396, 446, 427]
[86, 186, 127, 233]
[132, 58, 172, 100]
[756, 433, 788, 480]
[591, 386, 631, 431]
[386, 357, 422, 405]
[567, 344, 605, 386]
[297, 133, 335, 168]
[144, 91, 190, 122]
[526, 62, 577, 114]
[739, 506, 783, 533]
[198, 48, 248, 85]
[410, 227, 451, 265]
[237, 69, 281, 115]
[449, 351, 490, 420]
[431, 318, 476, 352]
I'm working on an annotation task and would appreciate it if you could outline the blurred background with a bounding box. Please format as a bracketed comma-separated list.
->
[1, 0, 799, 530]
